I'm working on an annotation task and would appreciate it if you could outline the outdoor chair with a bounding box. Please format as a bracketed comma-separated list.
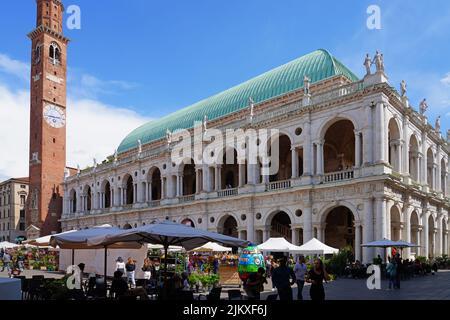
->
[266, 294, 278, 301]
[227, 289, 243, 300]
[175, 290, 194, 301]
[198, 287, 222, 301]
[14, 276, 27, 300]
[28, 278, 44, 300]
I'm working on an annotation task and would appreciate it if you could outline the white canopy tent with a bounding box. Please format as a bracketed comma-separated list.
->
[295, 238, 339, 255]
[257, 238, 303, 253]
[147, 244, 184, 252]
[0, 241, 19, 249]
[190, 242, 232, 253]
[24, 230, 78, 247]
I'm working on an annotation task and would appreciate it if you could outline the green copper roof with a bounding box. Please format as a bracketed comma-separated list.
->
[118, 49, 359, 154]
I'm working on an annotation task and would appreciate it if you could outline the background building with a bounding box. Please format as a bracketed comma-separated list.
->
[61, 49, 450, 263]
[0, 178, 29, 242]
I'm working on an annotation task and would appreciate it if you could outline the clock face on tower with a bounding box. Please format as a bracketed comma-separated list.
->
[43, 104, 66, 128]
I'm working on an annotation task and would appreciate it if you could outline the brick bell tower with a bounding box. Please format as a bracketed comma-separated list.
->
[27, 0, 69, 237]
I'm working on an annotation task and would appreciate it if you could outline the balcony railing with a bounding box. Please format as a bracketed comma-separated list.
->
[323, 170, 354, 183]
[148, 200, 161, 207]
[266, 179, 291, 191]
[179, 195, 195, 203]
[217, 188, 238, 197]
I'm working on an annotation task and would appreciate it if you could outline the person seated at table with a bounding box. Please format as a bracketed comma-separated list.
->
[110, 270, 129, 299]
[181, 272, 190, 291]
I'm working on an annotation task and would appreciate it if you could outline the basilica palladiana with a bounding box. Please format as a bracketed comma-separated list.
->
[61, 49, 449, 263]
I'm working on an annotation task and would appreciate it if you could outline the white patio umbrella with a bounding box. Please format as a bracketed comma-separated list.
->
[50, 225, 143, 288]
[147, 244, 184, 252]
[0, 241, 19, 249]
[86, 220, 249, 291]
[296, 238, 339, 255]
[190, 242, 232, 253]
[361, 239, 418, 248]
[257, 237, 303, 253]
[24, 230, 78, 247]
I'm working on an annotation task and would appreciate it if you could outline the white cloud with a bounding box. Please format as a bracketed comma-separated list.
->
[66, 98, 149, 169]
[0, 83, 150, 181]
[0, 54, 30, 81]
[70, 73, 139, 99]
[441, 73, 450, 86]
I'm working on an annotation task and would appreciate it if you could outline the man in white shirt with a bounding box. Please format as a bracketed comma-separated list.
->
[293, 256, 307, 300]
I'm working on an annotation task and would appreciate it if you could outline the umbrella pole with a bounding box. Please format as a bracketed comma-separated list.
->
[104, 246, 108, 297]
[163, 244, 169, 300]
[71, 249, 75, 266]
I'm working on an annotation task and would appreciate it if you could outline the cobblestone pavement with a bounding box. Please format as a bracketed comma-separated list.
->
[2, 269, 450, 300]
[261, 270, 450, 300]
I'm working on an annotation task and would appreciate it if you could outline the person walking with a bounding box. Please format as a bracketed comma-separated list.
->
[306, 258, 329, 301]
[394, 253, 402, 289]
[125, 257, 136, 288]
[386, 257, 397, 290]
[1, 251, 11, 274]
[245, 267, 267, 300]
[271, 257, 296, 300]
[142, 258, 152, 289]
[115, 257, 126, 274]
[294, 256, 307, 300]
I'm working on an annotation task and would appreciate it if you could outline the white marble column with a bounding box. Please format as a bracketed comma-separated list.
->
[375, 102, 386, 163]
[403, 205, 411, 258]
[402, 115, 410, 174]
[239, 164, 245, 187]
[291, 147, 298, 179]
[176, 174, 181, 197]
[354, 131, 361, 168]
[316, 141, 324, 175]
[202, 165, 210, 191]
[355, 224, 362, 262]
[303, 113, 313, 176]
[363, 198, 375, 264]
[161, 177, 166, 199]
[422, 132, 428, 186]
[263, 227, 270, 242]
[375, 197, 387, 258]
[262, 164, 270, 184]
[215, 165, 222, 190]
[363, 104, 374, 166]
[303, 205, 313, 242]
[437, 217, 443, 256]
[423, 212, 429, 258]
[247, 212, 255, 243]
[291, 228, 299, 246]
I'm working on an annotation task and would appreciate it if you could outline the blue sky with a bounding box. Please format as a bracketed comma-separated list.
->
[0, 0, 449, 179]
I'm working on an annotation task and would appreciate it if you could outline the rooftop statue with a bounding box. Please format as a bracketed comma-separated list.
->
[372, 50, 384, 73]
[435, 116, 441, 133]
[400, 80, 407, 97]
[248, 97, 255, 122]
[364, 53, 372, 76]
[166, 129, 172, 146]
[419, 99, 428, 115]
[303, 75, 311, 95]
[203, 115, 208, 133]
[137, 139, 142, 154]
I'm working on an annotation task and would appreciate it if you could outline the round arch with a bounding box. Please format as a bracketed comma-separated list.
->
[322, 119, 356, 173]
[317, 115, 360, 141]
[147, 166, 162, 201]
[217, 214, 239, 238]
[122, 174, 134, 205]
[321, 204, 357, 255]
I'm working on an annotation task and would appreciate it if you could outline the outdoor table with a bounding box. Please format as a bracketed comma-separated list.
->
[0, 278, 21, 300]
